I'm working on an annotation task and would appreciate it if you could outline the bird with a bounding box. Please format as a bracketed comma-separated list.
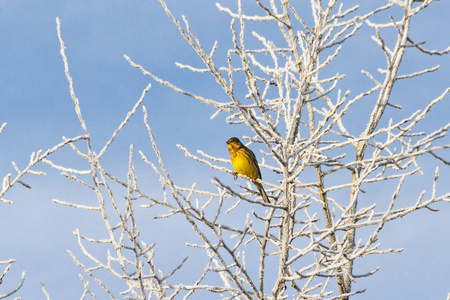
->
[226, 137, 270, 203]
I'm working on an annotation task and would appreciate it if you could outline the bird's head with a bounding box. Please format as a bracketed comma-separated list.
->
[226, 137, 243, 151]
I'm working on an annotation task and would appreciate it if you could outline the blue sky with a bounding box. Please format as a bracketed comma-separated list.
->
[0, 0, 449, 298]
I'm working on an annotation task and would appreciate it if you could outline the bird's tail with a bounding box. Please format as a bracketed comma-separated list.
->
[255, 182, 270, 203]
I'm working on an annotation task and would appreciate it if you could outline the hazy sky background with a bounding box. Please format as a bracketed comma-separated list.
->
[0, 0, 449, 298]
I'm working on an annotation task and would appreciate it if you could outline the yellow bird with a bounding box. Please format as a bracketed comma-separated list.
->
[226, 137, 270, 203]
